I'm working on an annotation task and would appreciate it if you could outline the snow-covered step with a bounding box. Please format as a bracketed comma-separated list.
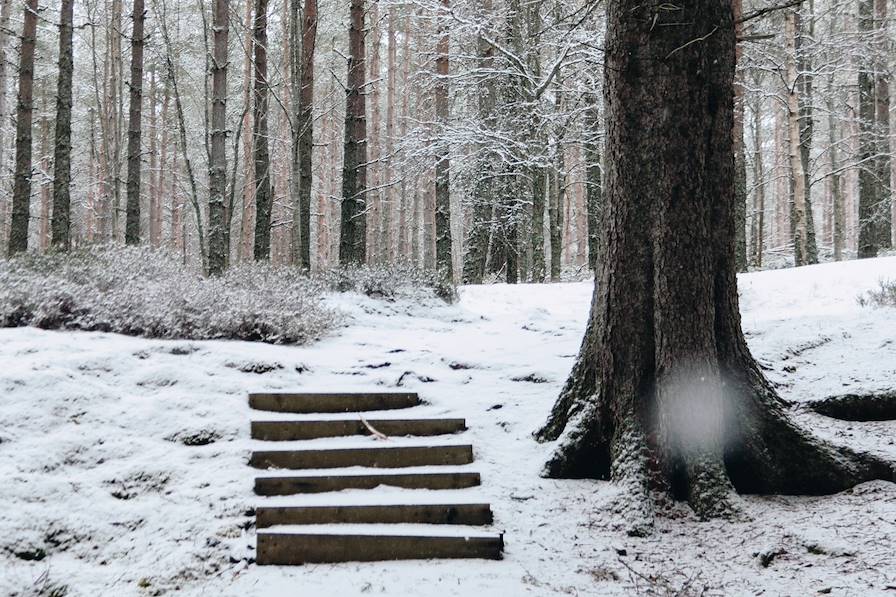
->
[256, 503, 493, 528]
[251, 417, 466, 441]
[257, 527, 504, 564]
[249, 392, 420, 414]
[249, 444, 474, 470]
[254, 471, 481, 495]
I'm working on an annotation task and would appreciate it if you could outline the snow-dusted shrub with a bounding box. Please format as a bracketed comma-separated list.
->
[858, 279, 896, 308]
[316, 261, 452, 301]
[0, 245, 339, 344]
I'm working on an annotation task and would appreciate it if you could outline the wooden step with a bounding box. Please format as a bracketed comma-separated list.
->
[249, 392, 420, 414]
[257, 503, 493, 528]
[251, 418, 466, 441]
[257, 531, 504, 564]
[250, 445, 474, 470]
[254, 471, 481, 495]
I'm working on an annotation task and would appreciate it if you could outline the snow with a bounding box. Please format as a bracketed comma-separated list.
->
[1, 257, 896, 596]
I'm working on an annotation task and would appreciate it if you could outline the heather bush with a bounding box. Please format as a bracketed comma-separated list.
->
[0, 246, 339, 344]
[316, 261, 453, 301]
[857, 279, 896, 308]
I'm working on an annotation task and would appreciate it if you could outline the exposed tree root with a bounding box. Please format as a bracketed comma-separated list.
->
[802, 391, 896, 422]
[538, 361, 896, 522]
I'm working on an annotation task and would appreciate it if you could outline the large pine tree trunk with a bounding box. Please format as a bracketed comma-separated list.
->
[537, 0, 893, 524]
[51, 0, 75, 251]
[125, 0, 146, 246]
[208, 0, 229, 275]
[8, 0, 38, 255]
[339, 0, 368, 265]
[252, 0, 272, 260]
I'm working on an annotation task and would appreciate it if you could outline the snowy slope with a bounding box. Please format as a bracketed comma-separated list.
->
[1, 257, 895, 596]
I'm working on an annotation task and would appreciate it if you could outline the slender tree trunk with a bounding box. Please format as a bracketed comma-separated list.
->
[288, 0, 316, 269]
[157, 78, 170, 247]
[550, 55, 565, 282]
[873, 0, 891, 249]
[51, 0, 75, 250]
[828, 102, 845, 262]
[462, 0, 496, 284]
[397, 7, 412, 260]
[252, 0, 272, 260]
[0, 0, 13, 251]
[8, 0, 38, 255]
[125, 0, 146, 245]
[382, 6, 396, 263]
[750, 88, 765, 267]
[858, 0, 878, 258]
[785, 10, 810, 266]
[300, 0, 317, 269]
[367, 0, 382, 263]
[733, 0, 748, 271]
[584, 100, 602, 271]
[110, 0, 123, 241]
[208, 0, 229, 275]
[796, 4, 818, 264]
[38, 107, 50, 251]
[148, 66, 159, 247]
[339, 0, 368, 265]
[434, 0, 453, 290]
[537, 0, 893, 526]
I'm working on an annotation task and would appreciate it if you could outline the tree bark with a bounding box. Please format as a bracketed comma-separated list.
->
[795, 4, 818, 264]
[51, 0, 75, 251]
[339, 0, 368, 265]
[252, 0, 272, 260]
[290, 0, 316, 270]
[8, 0, 38, 255]
[367, 0, 382, 263]
[208, 0, 229, 275]
[125, 0, 146, 246]
[785, 10, 810, 266]
[858, 0, 878, 258]
[827, 81, 844, 262]
[382, 6, 396, 264]
[733, 0, 748, 272]
[434, 0, 454, 290]
[873, 0, 891, 249]
[749, 81, 765, 267]
[537, 0, 894, 524]
[584, 101, 601, 271]
[0, 0, 14, 252]
[462, 0, 496, 285]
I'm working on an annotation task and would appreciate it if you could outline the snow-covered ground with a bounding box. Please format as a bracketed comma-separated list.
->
[1, 257, 895, 596]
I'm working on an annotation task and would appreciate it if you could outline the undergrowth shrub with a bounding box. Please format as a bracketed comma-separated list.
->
[858, 279, 896, 308]
[0, 245, 339, 344]
[316, 262, 453, 301]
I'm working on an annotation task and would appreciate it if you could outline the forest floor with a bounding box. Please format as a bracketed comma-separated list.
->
[1, 257, 895, 597]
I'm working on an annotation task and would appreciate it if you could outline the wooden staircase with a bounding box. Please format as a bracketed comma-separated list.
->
[249, 392, 504, 564]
